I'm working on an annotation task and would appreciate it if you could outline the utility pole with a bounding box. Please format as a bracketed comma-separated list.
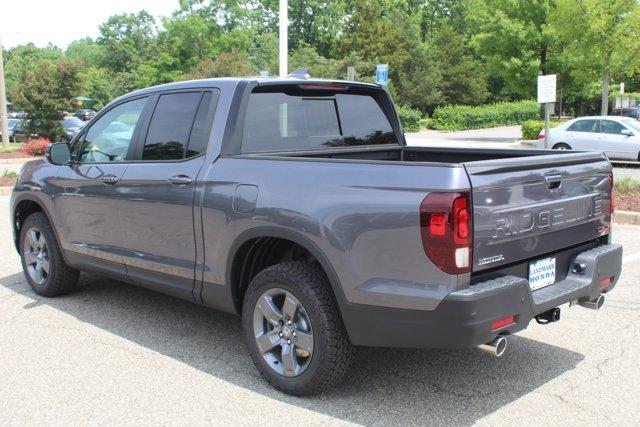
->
[0, 35, 9, 149]
[279, 0, 288, 77]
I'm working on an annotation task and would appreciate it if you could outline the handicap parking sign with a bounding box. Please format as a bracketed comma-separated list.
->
[376, 64, 389, 86]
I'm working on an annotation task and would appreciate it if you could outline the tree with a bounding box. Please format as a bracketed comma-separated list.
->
[3, 43, 63, 101]
[97, 11, 158, 73]
[178, 50, 256, 80]
[65, 37, 104, 68]
[549, 0, 640, 115]
[13, 59, 85, 140]
[468, 0, 556, 100]
[83, 67, 120, 110]
[432, 25, 488, 105]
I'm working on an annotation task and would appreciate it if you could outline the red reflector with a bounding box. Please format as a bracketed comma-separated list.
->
[538, 133, 544, 140]
[429, 213, 447, 236]
[491, 316, 515, 331]
[600, 277, 612, 288]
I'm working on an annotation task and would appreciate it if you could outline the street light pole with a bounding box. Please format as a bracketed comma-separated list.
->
[279, 0, 288, 77]
[0, 35, 10, 149]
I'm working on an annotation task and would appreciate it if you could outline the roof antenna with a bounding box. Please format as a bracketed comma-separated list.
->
[288, 68, 310, 79]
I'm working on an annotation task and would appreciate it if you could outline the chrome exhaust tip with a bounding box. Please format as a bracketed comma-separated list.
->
[579, 295, 605, 310]
[477, 336, 507, 358]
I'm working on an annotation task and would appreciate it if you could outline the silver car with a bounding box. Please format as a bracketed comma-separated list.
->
[541, 115, 640, 160]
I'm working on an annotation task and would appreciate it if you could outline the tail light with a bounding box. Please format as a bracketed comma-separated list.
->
[420, 192, 472, 275]
[609, 171, 615, 214]
[538, 133, 545, 140]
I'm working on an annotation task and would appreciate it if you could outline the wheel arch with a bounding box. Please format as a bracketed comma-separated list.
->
[226, 226, 346, 316]
[12, 194, 66, 262]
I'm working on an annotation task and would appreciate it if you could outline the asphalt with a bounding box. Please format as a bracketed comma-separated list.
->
[1, 194, 639, 425]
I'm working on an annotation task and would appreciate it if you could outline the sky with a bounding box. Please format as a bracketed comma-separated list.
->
[2, 0, 178, 49]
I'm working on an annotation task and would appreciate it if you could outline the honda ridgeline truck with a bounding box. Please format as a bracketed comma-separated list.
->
[10, 76, 622, 395]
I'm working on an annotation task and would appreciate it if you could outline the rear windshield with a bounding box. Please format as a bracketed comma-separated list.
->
[241, 89, 398, 153]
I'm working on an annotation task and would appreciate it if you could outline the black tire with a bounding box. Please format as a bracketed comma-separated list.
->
[552, 143, 571, 150]
[19, 212, 79, 297]
[242, 261, 355, 396]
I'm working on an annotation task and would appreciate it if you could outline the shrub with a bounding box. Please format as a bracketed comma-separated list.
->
[20, 137, 51, 156]
[430, 100, 539, 131]
[615, 177, 640, 194]
[521, 119, 567, 140]
[396, 104, 423, 132]
[3, 170, 18, 178]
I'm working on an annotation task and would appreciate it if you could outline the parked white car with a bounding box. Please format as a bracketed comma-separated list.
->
[539, 115, 640, 161]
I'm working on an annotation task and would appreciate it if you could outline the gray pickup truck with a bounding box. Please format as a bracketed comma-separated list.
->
[10, 77, 622, 395]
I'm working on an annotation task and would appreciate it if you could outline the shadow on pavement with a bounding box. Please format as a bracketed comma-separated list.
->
[0, 271, 584, 425]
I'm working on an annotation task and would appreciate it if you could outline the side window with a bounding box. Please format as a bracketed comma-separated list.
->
[185, 92, 214, 158]
[141, 92, 202, 161]
[601, 120, 626, 135]
[79, 98, 147, 163]
[568, 119, 598, 133]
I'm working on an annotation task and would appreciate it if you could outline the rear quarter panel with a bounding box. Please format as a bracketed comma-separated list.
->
[200, 156, 471, 311]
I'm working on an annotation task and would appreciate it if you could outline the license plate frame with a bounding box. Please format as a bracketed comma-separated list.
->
[528, 257, 556, 291]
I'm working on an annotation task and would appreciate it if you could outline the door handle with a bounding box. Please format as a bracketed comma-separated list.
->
[100, 175, 119, 185]
[168, 175, 193, 186]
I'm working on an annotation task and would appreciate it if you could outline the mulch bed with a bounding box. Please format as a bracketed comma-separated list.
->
[0, 176, 17, 187]
[616, 193, 640, 212]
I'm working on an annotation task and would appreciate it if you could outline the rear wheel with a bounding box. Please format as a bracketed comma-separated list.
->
[552, 143, 571, 150]
[20, 212, 79, 297]
[242, 261, 355, 395]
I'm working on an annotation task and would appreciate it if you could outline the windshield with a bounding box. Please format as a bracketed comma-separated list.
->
[61, 117, 85, 128]
[622, 118, 640, 133]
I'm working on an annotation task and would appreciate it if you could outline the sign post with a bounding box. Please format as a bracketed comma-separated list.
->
[537, 74, 557, 149]
[376, 64, 389, 86]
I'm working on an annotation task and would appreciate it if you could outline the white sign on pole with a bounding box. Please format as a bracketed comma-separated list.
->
[620, 82, 625, 95]
[537, 74, 557, 104]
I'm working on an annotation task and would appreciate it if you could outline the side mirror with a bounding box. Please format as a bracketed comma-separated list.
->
[46, 142, 71, 165]
[621, 129, 633, 137]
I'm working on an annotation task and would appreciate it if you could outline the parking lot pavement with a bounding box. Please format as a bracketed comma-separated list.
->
[1, 203, 639, 425]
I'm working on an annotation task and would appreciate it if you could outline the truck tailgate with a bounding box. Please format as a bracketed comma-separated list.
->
[465, 151, 612, 272]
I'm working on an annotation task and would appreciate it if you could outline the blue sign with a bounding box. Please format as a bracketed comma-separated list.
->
[376, 64, 389, 85]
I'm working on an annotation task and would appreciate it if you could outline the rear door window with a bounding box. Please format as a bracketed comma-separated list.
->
[142, 92, 202, 161]
[568, 119, 599, 133]
[241, 90, 398, 153]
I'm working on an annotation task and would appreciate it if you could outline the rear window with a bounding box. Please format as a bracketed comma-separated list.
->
[241, 90, 398, 153]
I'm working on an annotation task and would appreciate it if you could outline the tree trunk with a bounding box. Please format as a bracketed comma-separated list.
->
[601, 68, 610, 116]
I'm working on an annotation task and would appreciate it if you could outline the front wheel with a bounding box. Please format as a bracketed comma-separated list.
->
[20, 212, 79, 297]
[552, 143, 571, 150]
[242, 262, 355, 395]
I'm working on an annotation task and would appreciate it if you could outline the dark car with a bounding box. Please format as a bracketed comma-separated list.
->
[60, 116, 85, 142]
[0, 118, 20, 142]
[74, 109, 96, 122]
[611, 107, 640, 119]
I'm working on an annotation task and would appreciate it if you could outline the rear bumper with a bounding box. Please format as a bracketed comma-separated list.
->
[341, 243, 622, 349]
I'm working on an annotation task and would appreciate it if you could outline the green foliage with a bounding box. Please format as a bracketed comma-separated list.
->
[396, 105, 423, 132]
[430, 100, 539, 131]
[4, 43, 63, 101]
[179, 50, 256, 80]
[521, 119, 567, 140]
[2, 170, 18, 178]
[615, 177, 640, 194]
[13, 59, 86, 141]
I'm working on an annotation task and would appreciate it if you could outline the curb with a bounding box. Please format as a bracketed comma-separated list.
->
[0, 187, 13, 196]
[614, 210, 640, 225]
[0, 157, 42, 164]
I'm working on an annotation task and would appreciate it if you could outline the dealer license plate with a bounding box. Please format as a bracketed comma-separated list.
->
[528, 257, 556, 291]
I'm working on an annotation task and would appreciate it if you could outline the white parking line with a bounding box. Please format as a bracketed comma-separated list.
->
[622, 252, 640, 264]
